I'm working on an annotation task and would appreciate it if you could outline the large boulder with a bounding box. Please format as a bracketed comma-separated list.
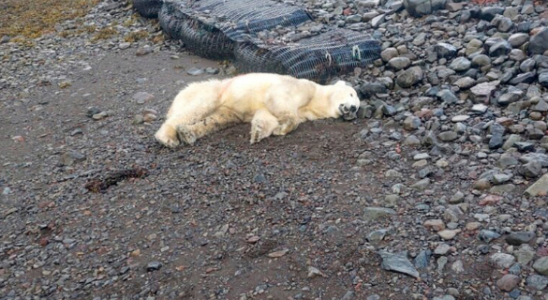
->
[403, 0, 446, 17]
[529, 27, 548, 55]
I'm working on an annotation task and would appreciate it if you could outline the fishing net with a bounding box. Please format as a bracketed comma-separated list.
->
[135, 0, 382, 82]
[234, 30, 381, 83]
[132, 0, 163, 18]
[159, 2, 236, 59]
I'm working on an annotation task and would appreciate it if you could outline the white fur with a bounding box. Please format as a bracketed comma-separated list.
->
[154, 73, 360, 148]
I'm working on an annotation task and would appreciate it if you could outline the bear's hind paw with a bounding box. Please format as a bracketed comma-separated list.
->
[250, 123, 266, 145]
[176, 125, 197, 146]
[155, 127, 180, 148]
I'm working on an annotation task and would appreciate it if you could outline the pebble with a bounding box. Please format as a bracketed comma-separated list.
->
[379, 251, 420, 278]
[533, 257, 548, 276]
[490, 253, 516, 269]
[187, 67, 204, 76]
[496, 274, 520, 292]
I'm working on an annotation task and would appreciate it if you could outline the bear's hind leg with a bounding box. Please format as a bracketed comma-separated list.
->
[272, 114, 300, 136]
[250, 109, 279, 144]
[177, 107, 240, 145]
[155, 83, 222, 148]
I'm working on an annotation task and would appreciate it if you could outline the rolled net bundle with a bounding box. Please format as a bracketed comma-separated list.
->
[234, 29, 381, 83]
[159, 2, 236, 59]
[132, 0, 164, 18]
[158, 0, 311, 59]
[136, 0, 382, 82]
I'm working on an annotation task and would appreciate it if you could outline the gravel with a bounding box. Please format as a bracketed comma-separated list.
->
[1, 0, 548, 298]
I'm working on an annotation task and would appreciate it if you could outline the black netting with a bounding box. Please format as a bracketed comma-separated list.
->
[187, 0, 312, 41]
[159, 3, 236, 59]
[132, 0, 163, 18]
[136, 0, 382, 82]
[234, 30, 381, 83]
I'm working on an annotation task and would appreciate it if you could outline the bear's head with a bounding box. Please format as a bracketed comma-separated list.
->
[330, 81, 360, 121]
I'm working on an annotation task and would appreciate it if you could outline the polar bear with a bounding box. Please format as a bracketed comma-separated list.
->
[154, 73, 360, 148]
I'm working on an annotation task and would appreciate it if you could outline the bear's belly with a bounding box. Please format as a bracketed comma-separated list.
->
[222, 97, 266, 122]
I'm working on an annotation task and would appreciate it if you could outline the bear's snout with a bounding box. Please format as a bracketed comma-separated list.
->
[339, 104, 358, 121]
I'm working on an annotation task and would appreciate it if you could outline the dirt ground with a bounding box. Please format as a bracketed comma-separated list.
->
[0, 45, 508, 300]
[2, 1, 546, 299]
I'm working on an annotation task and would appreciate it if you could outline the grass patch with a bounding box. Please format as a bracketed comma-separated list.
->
[0, 0, 100, 39]
[124, 30, 149, 43]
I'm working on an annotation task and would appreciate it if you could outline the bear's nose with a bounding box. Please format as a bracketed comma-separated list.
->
[350, 105, 357, 112]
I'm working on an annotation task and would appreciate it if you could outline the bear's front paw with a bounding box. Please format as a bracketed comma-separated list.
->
[250, 122, 268, 144]
[155, 125, 180, 148]
[176, 125, 197, 146]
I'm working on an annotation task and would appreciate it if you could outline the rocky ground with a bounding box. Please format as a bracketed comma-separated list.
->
[1, 0, 548, 299]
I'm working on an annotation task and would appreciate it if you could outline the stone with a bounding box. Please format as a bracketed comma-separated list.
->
[360, 82, 387, 97]
[60, 150, 86, 166]
[413, 33, 426, 46]
[135, 46, 153, 56]
[533, 257, 548, 276]
[489, 41, 512, 57]
[205, 67, 219, 75]
[508, 33, 529, 48]
[381, 48, 399, 62]
[515, 244, 536, 265]
[451, 260, 464, 274]
[454, 77, 475, 89]
[539, 73, 548, 88]
[396, 67, 423, 88]
[471, 81, 499, 102]
[472, 104, 488, 114]
[497, 92, 522, 106]
[493, 173, 512, 185]
[403, 0, 446, 17]
[146, 261, 162, 271]
[509, 49, 526, 61]
[132, 92, 154, 104]
[480, 7, 505, 21]
[186, 67, 204, 76]
[496, 274, 520, 292]
[449, 57, 471, 72]
[371, 14, 386, 28]
[368, 229, 389, 242]
[452, 115, 469, 122]
[438, 131, 458, 142]
[379, 251, 420, 278]
[437, 89, 458, 105]
[491, 15, 513, 32]
[525, 174, 548, 197]
[526, 275, 548, 290]
[529, 28, 548, 55]
[520, 58, 536, 73]
[509, 72, 536, 85]
[363, 207, 396, 221]
[472, 54, 491, 67]
[479, 230, 501, 243]
[519, 161, 542, 178]
[388, 57, 411, 70]
[424, 219, 445, 231]
[533, 100, 548, 112]
[434, 43, 457, 59]
[490, 253, 516, 269]
[403, 116, 422, 131]
[506, 232, 535, 246]
[436, 244, 455, 257]
[414, 250, 431, 269]
[346, 15, 362, 23]
[520, 153, 548, 167]
[438, 229, 460, 240]
[503, 134, 521, 150]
